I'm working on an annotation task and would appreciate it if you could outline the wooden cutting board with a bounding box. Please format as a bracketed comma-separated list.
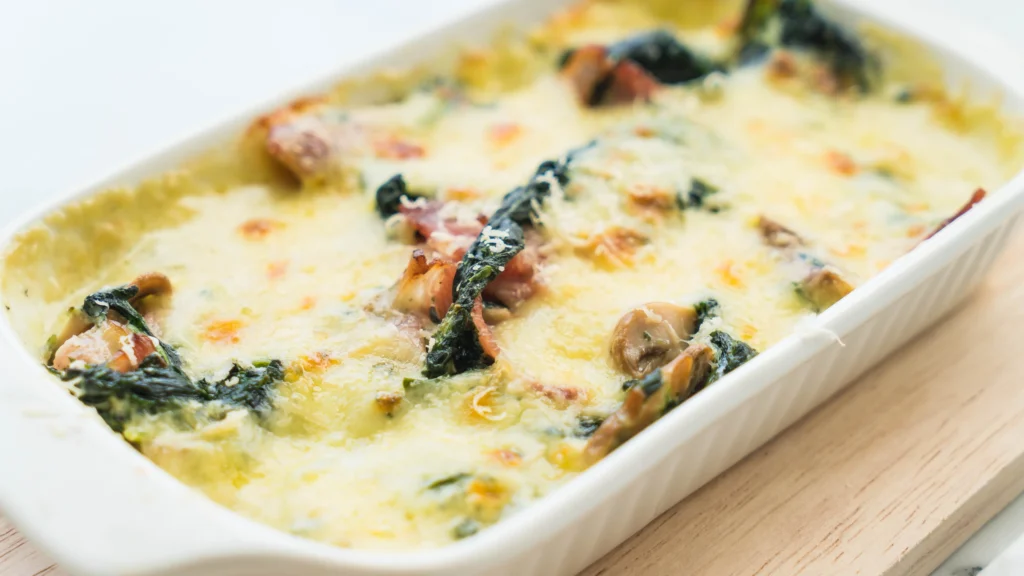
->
[6, 228, 1024, 576]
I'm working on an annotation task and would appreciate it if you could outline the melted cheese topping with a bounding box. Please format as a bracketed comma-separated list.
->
[4, 0, 1023, 551]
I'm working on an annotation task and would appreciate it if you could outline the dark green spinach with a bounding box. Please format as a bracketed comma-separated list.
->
[707, 331, 758, 386]
[739, 0, 876, 91]
[375, 174, 428, 218]
[607, 30, 720, 85]
[62, 356, 284, 432]
[423, 147, 591, 377]
[694, 298, 720, 331]
[81, 284, 181, 368]
[676, 178, 721, 212]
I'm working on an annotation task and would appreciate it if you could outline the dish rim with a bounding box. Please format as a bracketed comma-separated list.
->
[2, 0, 1024, 574]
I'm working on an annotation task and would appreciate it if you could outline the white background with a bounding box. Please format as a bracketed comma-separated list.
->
[1, 1, 1023, 573]
[1, 0, 1023, 222]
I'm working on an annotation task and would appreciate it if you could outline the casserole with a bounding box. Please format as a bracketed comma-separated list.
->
[2, 0, 1024, 569]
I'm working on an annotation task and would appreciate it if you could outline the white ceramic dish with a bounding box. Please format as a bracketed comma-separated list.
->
[2, 1, 1023, 575]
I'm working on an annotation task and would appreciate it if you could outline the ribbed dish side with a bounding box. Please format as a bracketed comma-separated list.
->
[200, 222, 1017, 576]
[533, 220, 1016, 576]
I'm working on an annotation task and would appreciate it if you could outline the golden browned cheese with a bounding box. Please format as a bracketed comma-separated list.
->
[3, 0, 1023, 551]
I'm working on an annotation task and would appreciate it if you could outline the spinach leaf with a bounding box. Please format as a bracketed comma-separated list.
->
[694, 298, 720, 331]
[607, 30, 720, 85]
[707, 331, 758, 386]
[632, 370, 665, 398]
[739, 0, 876, 91]
[426, 472, 471, 491]
[375, 174, 428, 218]
[560, 30, 718, 87]
[676, 178, 721, 212]
[62, 356, 284, 432]
[423, 220, 525, 377]
[212, 361, 285, 414]
[423, 146, 592, 378]
[453, 518, 480, 539]
[575, 415, 605, 438]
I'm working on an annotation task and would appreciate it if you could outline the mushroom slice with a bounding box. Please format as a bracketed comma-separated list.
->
[798, 268, 854, 312]
[130, 272, 173, 301]
[128, 272, 173, 317]
[609, 302, 698, 378]
[755, 216, 854, 312]
[585, 343, 714, 463]
[757, 216, 804, 248]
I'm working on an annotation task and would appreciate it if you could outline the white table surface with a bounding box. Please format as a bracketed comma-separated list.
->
[2, 1, 1024, 574]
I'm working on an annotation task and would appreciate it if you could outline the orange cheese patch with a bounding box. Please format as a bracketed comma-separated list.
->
[202, 319, 244, 344]
[238, 218, 284, 240]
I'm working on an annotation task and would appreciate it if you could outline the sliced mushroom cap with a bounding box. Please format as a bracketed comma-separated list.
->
[610, 302, 698, 377]
[799, 268, 854, 312]
[585, 342, 714, 464]
[757, 216, 803, 249]
[661, 343, 714, 400]
[130, 272, 173, 301]
[124, 272, 174, 322]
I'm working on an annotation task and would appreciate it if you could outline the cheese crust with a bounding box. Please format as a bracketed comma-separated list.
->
[3, 0, 1023, 550]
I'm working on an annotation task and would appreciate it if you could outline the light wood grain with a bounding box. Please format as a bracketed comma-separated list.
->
[0, 518, 63, 576]
[5, 231, 1024, 576]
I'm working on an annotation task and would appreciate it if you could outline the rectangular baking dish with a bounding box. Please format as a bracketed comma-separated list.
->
[2, 1, 1023, 575]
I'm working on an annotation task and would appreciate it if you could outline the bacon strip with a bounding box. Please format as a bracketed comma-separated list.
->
[562, 45, 614, 105]
[483, 245, 541, 309]
[106, 333, 160, 373]
[52, 321, 159, 373]
[257, 97, 370, 184]
[398, 201, 487, 243]
[602, 60, 660, 105]
[471, 297, 501, 360]
[561, 46, 660, 107]
[396, 200, 541, 310]
[924, 188, 986, 240]
[386, 197, 545, 363]
[264, 115, 345, 183]
[260, 98, 429, 184]
[51, 272, 173, 371]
